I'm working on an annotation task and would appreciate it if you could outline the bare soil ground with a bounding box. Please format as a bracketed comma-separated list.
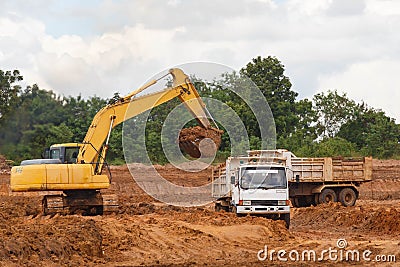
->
[1, 158, 400, 266]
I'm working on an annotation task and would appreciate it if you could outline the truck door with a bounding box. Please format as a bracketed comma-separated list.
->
[232, 169, 240, 205]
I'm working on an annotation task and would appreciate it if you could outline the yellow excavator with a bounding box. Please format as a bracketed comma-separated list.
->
[10, 68, 222, 215]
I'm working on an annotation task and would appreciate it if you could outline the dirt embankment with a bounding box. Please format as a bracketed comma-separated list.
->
[359, 159, 400, 200]
[0, 155, 11, 175]
[0, 196, 103, 266]
[292, 202, 400, 235]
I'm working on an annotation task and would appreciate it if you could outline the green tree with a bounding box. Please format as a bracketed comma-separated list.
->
[0, 84, 69, 161]
[241, 56, 298, 140]
[338, 106, 400, 158]
[0, 70, 23, 121]
[313, 90, 357, 138]
[312, 137, 359, 157]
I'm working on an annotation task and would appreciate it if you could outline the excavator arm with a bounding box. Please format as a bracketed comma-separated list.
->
[78, 68, 218, 173]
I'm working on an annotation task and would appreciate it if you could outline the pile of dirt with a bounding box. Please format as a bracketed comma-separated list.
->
[0, 217, 103, 265]
[0, 196, 104, 265]
[292, 202, 400, 235]
[96, 209, 291, 266]
[0, 155, 11, 175]
[179, 126, 223, 158]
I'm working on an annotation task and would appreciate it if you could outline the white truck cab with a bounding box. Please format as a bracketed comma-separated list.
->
[212, 153, 291, 228]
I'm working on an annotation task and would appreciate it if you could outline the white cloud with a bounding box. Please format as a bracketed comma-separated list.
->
[318, 59, 400, 122]
[366, 0, 400, 16]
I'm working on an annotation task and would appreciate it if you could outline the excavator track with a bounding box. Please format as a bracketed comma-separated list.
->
[42, 190, 118, 215]
[102, 194, 119, 214]
[43, 195, 67, 215]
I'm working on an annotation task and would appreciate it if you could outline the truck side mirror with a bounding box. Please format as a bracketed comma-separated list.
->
[231, 176, 235, 184]
[295, 174, 300, 183]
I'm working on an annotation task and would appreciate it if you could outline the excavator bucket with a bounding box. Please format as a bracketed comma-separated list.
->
[178, 126, 223, 158]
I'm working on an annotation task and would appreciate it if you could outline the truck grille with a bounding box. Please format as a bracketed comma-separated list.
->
[251, 200, 279, 206]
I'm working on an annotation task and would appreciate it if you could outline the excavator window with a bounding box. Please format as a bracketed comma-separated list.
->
[65, 147, 79, 163]
[50, 149, 60, 160]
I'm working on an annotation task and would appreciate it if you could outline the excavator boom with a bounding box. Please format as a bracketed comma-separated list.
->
[79, 68, 214, 172]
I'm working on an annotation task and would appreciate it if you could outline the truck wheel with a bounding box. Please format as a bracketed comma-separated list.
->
[293, 197, 311, 207]
[318, 189, 337, 204]
[292, 197, 299, 207]
[314, 194, 320, 205]
[215, 203, 222, 212]
[281, 213, 290, 229]
[232, 206, 244, 217]
[339, 188, 357, 207]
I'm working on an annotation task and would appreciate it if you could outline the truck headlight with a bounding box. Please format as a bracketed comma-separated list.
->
[278, 200, 287, 205]
[242, 200, 251, 206]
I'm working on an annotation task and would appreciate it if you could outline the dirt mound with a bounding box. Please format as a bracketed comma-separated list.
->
[0, 217, 103, 265]
[96, 209, 290, 266]
[0, 155, 11, 175]
[179, 126, 223, 158]
[0, 196, 103, 265]
[292, 202, 400, 235]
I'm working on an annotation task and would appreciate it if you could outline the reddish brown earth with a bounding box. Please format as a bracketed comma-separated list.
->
[0, 155, 11, 175]
[0, 158, 400, 266]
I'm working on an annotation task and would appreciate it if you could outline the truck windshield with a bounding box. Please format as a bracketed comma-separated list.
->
[240, 168, 286, 189]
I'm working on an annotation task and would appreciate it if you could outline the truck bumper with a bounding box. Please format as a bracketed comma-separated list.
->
[236, 205, 290, 214]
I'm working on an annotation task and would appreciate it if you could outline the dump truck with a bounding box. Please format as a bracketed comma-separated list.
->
[212, 149, 372, 227]
[212, 153, 291, 228]
[247, 150, 373, 207]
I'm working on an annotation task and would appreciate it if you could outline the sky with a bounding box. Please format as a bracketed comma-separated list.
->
[1, 0, 399, 121]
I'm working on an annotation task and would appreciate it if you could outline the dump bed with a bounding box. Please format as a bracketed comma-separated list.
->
[211, 163, 228, 199]
[291, 156, 373, 183]
[247, 150, 373, 183]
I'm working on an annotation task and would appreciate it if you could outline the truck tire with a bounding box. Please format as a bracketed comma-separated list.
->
[318, 188, 337, 204]
[339, 188, 357, 207]
[215, 203, 222, 212]
[314, 194, 320, 205]
[292, 197, 299, 207]
[232, 206, 244, 217]
[293, 197, 313, 207]
[281, 213, 290, 229]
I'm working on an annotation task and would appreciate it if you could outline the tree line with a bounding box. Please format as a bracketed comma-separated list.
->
[1, 56, 399, 165]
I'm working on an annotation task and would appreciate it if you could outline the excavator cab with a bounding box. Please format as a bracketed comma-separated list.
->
[45, 143, 81, 164]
